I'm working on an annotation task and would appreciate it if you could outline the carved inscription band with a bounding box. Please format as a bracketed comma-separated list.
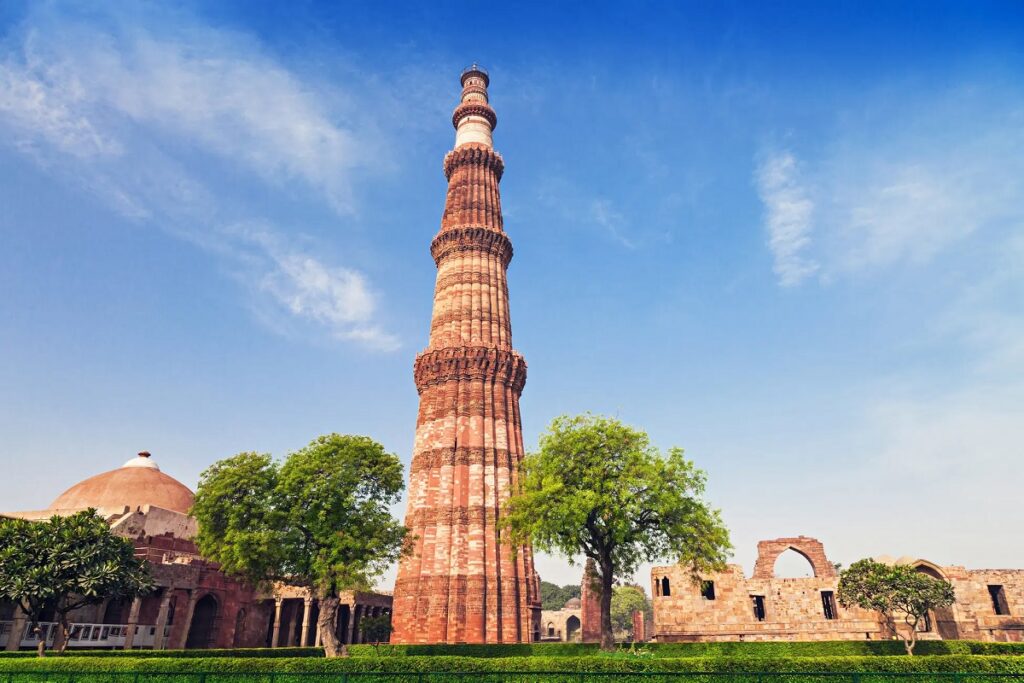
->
[431, 226, 513, 267]
[411, 446, 518, 472]
[413, 346, 527, 394]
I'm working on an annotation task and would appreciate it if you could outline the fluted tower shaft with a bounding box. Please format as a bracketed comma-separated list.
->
[391, 66, 541, 644]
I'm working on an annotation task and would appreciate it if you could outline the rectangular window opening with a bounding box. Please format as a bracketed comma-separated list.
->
[751, 595, 766, 621]
[989, 585, 1010, 615]
[700, 580, 716, 600]
[821, 590, 837, 620]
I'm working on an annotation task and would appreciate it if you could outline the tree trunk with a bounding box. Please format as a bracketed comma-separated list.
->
[317, 595, 347, 658]
[599, 560, 615, 652]
[53, 614, 69, 654]
[904, 626, 917, 656]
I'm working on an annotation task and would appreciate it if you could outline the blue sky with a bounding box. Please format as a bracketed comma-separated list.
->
[2, 1, 1023, 588]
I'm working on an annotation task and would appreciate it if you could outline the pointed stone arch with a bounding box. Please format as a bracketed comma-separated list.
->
[751, 536, 837, 579]
[185, 593, 219, 649]
[565, 614, 581, 641]
[911, 560, 959, 639]
[910, 559, 946, 580]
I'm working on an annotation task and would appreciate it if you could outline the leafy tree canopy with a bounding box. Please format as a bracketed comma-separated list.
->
[503, 414, 730, 649]
[838, 558, 955, 655]
[191, 434, 408, 656]
[611, 584, 651, 636]
[540, 580, 581, 611]
[0, 510, 154, 655]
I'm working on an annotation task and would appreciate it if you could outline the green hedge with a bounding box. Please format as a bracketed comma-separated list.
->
[0, 647, 323, 659]
[345, 641, 1024, 658]
[3, 641, 1023, 660]
[0, 654, 1023, 680]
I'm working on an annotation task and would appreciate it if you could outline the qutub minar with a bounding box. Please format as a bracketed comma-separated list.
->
[391, 65, 543, 643]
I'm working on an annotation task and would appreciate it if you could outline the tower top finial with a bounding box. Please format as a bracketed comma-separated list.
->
[461, 63, 489, 87]
[453, 64, 496, 148]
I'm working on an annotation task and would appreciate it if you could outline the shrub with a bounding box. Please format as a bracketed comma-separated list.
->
[343, 640, 1024, 658]
[0, 654, 1023, 681]
[3, 640, 1024, 660]
[0, 647, 323, 659]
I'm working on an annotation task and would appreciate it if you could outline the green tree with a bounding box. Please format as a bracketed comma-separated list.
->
[191, 434, 409, 657]
[611, 584, 651, 638]
[0, 510, 154, 656]
[358, 613, 393, 653]
[837, 558, 956, 655]
[540, 580, 581, 611]
[503, 414, 731, 650]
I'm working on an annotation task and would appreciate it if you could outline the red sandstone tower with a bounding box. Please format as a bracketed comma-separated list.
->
[391, 65, 542, 644]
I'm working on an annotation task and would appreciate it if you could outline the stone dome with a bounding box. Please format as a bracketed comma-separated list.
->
[564, 597, 582, 609]
[48, 452, 195, 515]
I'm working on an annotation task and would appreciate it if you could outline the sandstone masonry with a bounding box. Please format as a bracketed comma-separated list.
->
[390, 66, 541, 644]
[652, 536, 1024, 643]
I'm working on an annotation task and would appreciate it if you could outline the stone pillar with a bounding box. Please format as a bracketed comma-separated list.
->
[632, 609, 646, 643]
[314, 617, 322, 648]
[174, 590, 200, 650]
[580, 559, 602, 644]
[153, 589, 174, 651]
[123, 597, 143, 650]
[348, 604, 360, 645]
[287, 600, 301, 647]
[5, 605, 27, 651]
[299, 598, 312, 647]
[270, 598, 284, 648]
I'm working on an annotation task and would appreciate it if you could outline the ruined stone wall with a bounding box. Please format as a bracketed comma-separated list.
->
[652, 536, 1024, 643]
[938, 567, 1024, 642]
[651, 563, 882, 642]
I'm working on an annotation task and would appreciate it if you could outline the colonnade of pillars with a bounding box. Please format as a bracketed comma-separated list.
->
[3, 587, 197, 652]
[268, 597, 391, 647]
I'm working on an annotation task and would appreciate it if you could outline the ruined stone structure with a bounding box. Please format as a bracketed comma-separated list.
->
[632, 609, 648, 643]
[539, 598, 582, 642]
[652, 536, 1024, 643]
[0, 453, 391, 651]
[390, 65, 541, 644]
[579, 558, 602, 644]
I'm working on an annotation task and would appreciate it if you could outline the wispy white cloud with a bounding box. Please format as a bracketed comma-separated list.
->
[0, 4, 400, 350]
[235, 227, 400, 350]
[590, 198, 636, 249]
[756, 85, 1024, 286]
[755, 151, 818, 286]
[530, 176, 644, 249]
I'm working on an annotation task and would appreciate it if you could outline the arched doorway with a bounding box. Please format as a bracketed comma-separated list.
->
[914, 564, 958, 639]
[185, 595, 219, 649]
[566, 615, 581, 642]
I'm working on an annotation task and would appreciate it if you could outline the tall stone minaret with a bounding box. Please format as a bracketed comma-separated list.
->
[391, 65, 541, 644]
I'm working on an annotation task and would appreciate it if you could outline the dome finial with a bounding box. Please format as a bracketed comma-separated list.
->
[138, 451, 151, 458]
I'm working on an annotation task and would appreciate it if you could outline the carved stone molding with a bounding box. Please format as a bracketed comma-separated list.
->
[452, 102, 498, 130]
[430, 226, 513, 267]
[414, 346, 526, 394]
[443, 144, 505, 181]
